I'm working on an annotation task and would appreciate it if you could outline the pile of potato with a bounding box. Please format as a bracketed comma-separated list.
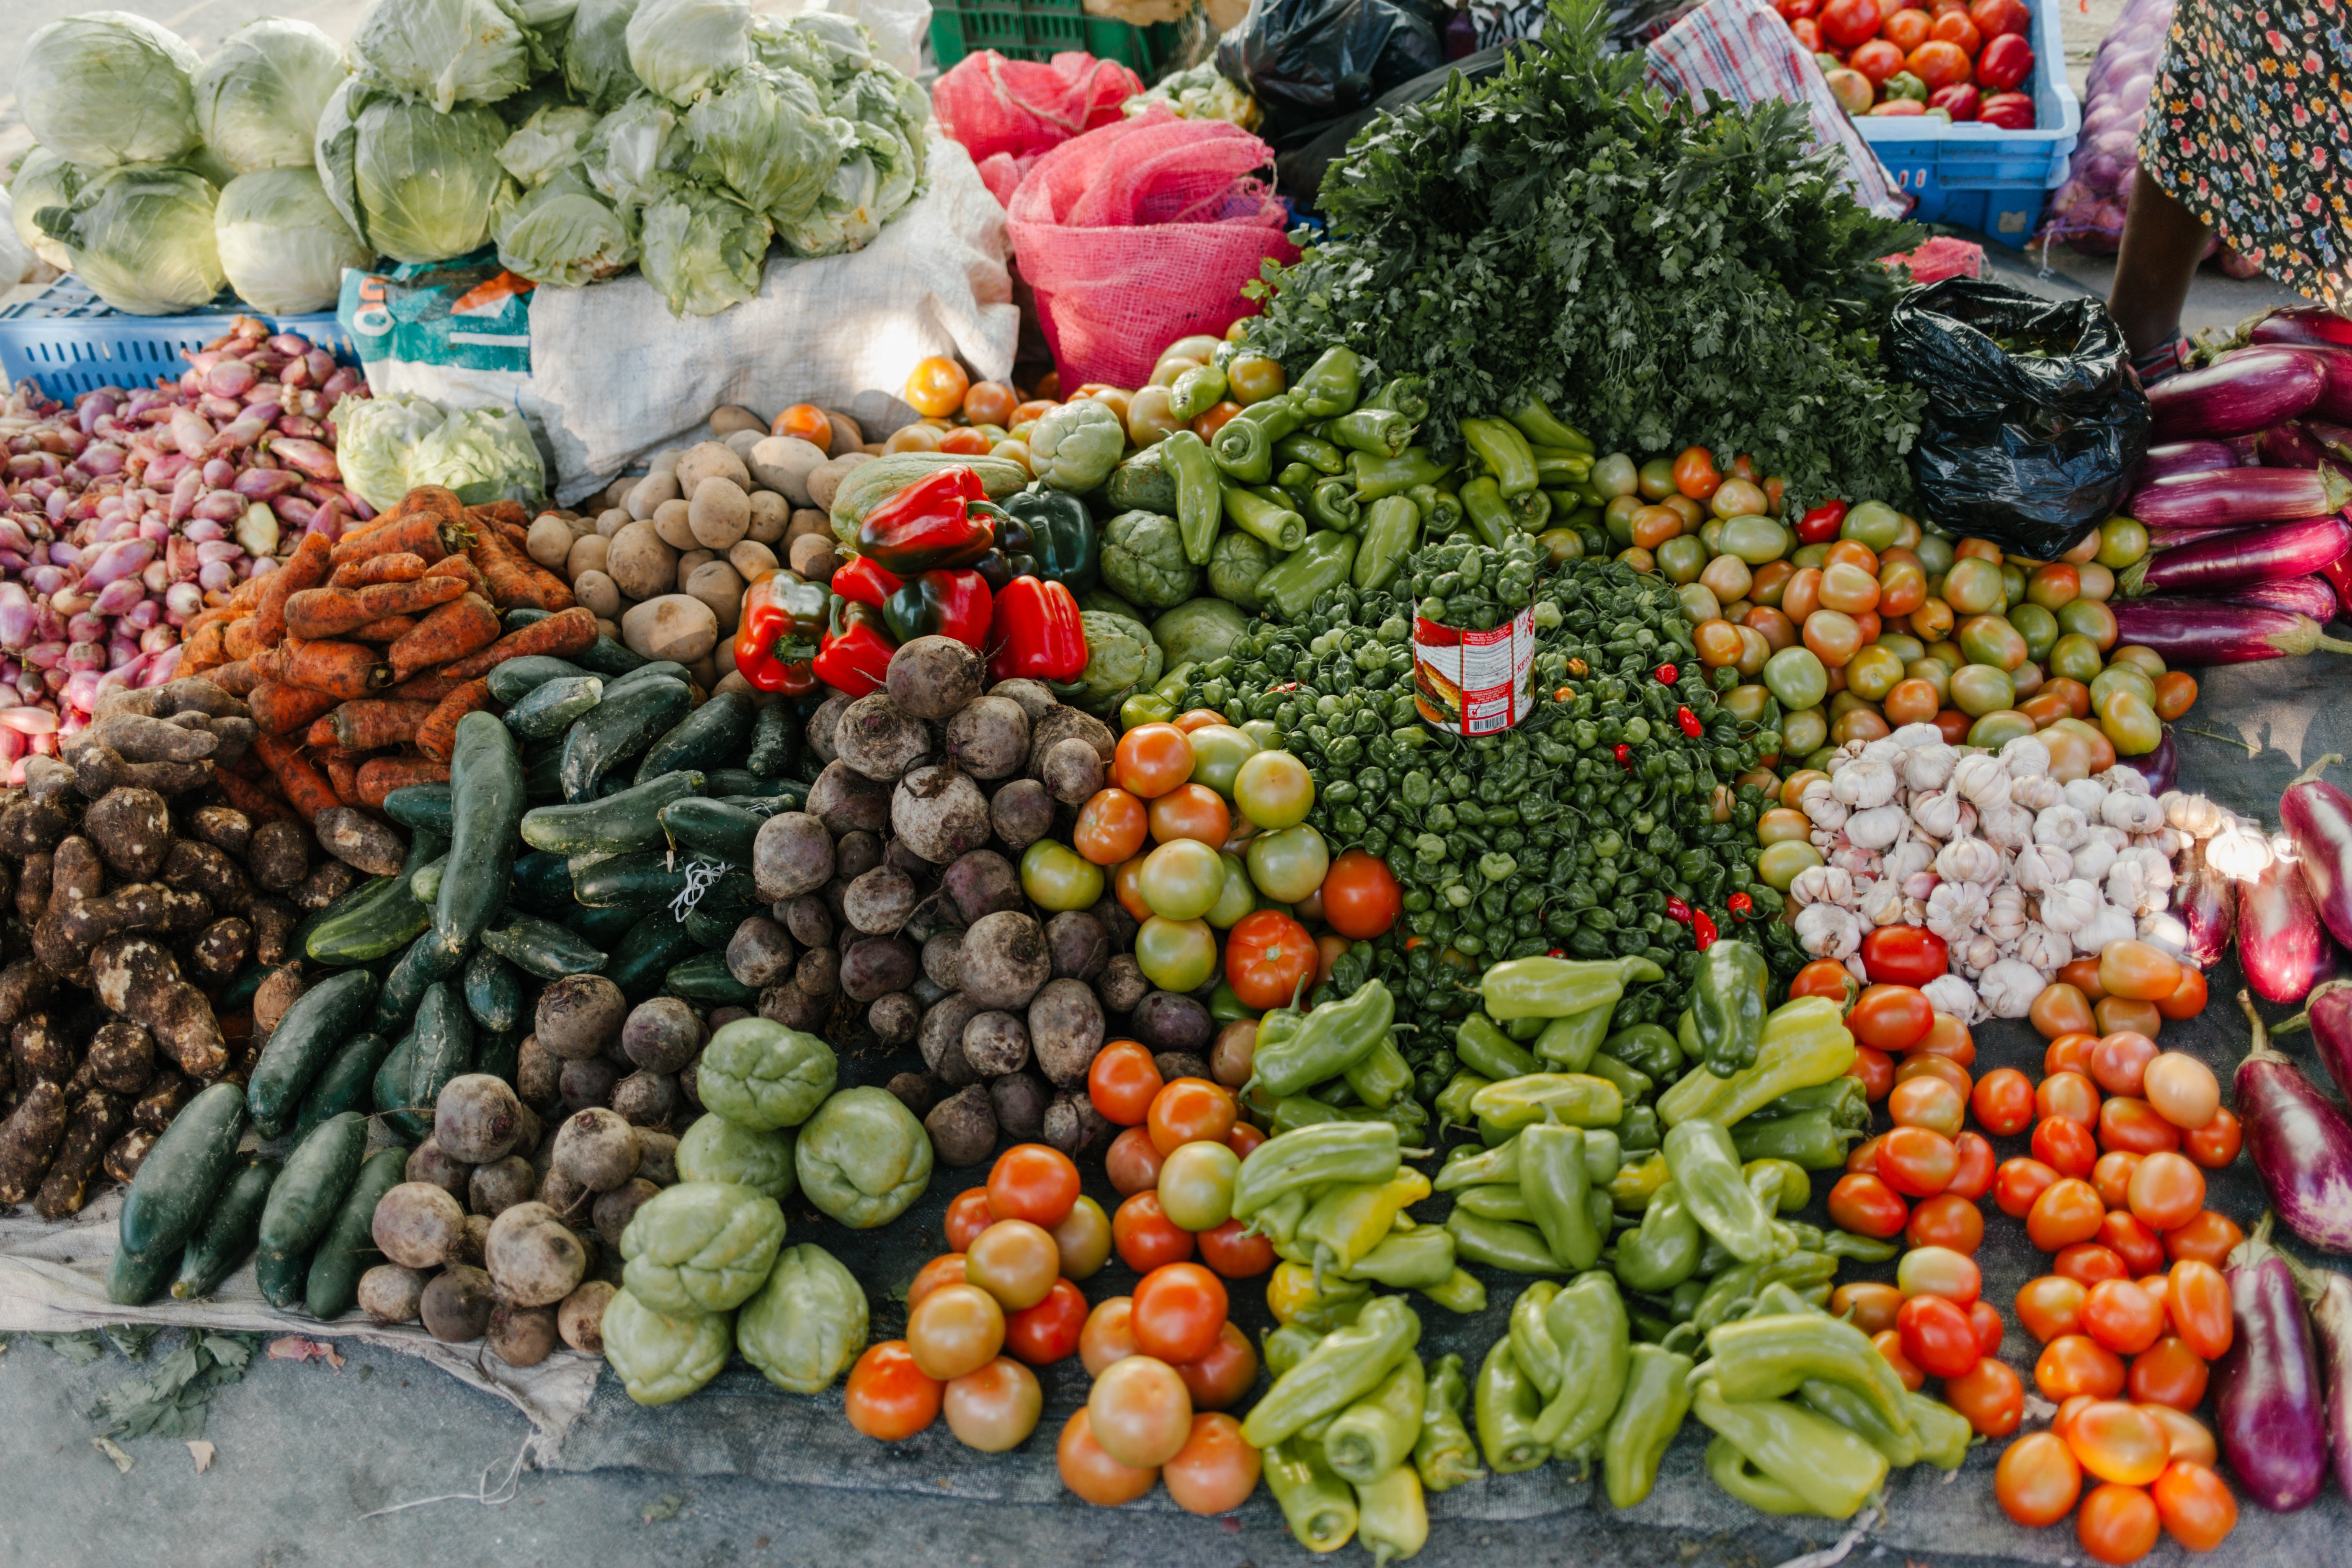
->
[521, 407, 879, 689]
[736, 636, 1226, 1169]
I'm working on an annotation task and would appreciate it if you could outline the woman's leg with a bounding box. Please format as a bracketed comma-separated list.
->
[2108, 166, 2211, 362]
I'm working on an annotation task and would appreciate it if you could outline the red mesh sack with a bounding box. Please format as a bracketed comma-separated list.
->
[932, 50, 1143, 164]
[1006, 106, 1297, 391]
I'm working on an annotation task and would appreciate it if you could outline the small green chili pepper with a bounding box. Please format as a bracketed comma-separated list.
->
[1691, 1263, 1764, 1333]
[1473, 1339, 1549, 1474]
[1823, 1228, 1901, 1262]
[1419, 1268, 1488, 1314]
[1414, 1353, 1484, 1493]
[1433, 1070, 1490, 1129]
[1603, 1338, 1696, 1508]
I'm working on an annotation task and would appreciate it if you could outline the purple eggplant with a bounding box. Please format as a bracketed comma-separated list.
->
[2235, 992, 2352, 1252]
[2282, 753, 2352, 947]
[2151, 346, 2330, 441]
[2111, 598, 2352, 665]
[2259, 420, 2331, 468]
[2215, 1204, 2329, 1509]
[2130, 464, 2352, 531]
[2241, 845, 2336, 1003]
[2280, 1248, 2352, 1503]
[2114, 723, 2177, 794]
[2140, 439, 2239, 484]
[2307, 345, 2352, 424]
[2276, 978, 2352, 1102]
[2148, 524, 2253, 552]
[2309, 420, 2352, 463]
[2119, 515, 2351, 596]
[2252, 308, 2352, 351]
[2228, 575, 2344, 619]
[2177, 837, 2238, 968]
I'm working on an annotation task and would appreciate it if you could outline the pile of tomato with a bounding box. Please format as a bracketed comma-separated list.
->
[1833, 1246, 2022, 1436]
[1059, 1270, 1263, 1512]
[1087, 1043, 1279, 1281]
[1780, 0, 2039, 126]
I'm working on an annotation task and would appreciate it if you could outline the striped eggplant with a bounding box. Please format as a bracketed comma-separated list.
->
[2281, 753, 2352, 948]
[2151, 347, 2330, 441]
[2228, 576, 2342, 620]
[2130, 464, 2352, 531]
[2120, 515, 2352, 596]
[2111, 599, 2352, 664]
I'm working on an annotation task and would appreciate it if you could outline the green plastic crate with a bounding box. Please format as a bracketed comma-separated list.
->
[928, 0, 1176, 76]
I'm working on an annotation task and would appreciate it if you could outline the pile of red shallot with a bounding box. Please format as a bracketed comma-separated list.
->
[0, 315, 371, 781]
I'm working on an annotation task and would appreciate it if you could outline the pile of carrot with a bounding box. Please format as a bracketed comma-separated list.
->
[180, 485, 595, 821]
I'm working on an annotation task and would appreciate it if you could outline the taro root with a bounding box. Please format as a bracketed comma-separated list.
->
[0, 1081, 69, 1202]
[85, 1021, 154, 1094]
[82, 787, 172, 879]
[247, 819, 310, 892]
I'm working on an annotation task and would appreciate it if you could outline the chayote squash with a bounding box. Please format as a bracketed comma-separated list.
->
[600, 1287, 733, 1405]
[794, 1087, 932, 1228]
[619, 1181, 788, 1315]
[735, 1242, 868, 1393]
[696, 1017, 836, 1131]
[676, 1112, 796, 1200]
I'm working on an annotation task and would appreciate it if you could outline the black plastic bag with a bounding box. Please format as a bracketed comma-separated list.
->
[1276, 41, 1526, 206]
[1217, 0, 1447, 152]
[1888, 278, 2151, 557]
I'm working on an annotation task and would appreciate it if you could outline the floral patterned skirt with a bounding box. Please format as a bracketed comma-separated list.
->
[2139, 0, 2352, 307]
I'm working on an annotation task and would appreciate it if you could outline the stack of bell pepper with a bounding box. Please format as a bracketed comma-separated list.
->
[1241, 1117, 1485, 1325]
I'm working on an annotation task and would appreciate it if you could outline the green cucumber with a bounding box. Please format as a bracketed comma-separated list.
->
[372, 928, 466, 1037]
[503, 608, 552, 632]
[521, 770, 704, 855]
[118, 1081, 248, 1260]
[524, 747, 564, 801]
[720, 785, 808, 811]
[308, 874, 431, 965]
[257, 1242, 310, 1308]
[636, 691, 753, 784]
[659, 798, 765, 865]
[410, 856, 447, 905]
[511, 850, 574, 915]
[566, 902, 642, 945]
[247, 968, 379, 1138]
[744, 701, 796, 776]
[108, 1240, 177, 1305]
[487, 655, 593, 704]
[464, 947, 525, 1032]
[574, 851, 756, 911]
[374, 983, 474, 1142]
[477, 1026, 522, 1085]
[608, 913, 703, 1003]
[217, 961, 268, 1014]
[436, 712, 526, 954]
[382, 784, 454, 835]
[173, 1157, 279, 1300]
[482, 909, 607, 977]
[601, 660, 690, 696]
[560, 677, 691, 802]
[304, 1147, 407, 1321]
[506, 675, 603, 740]
[705, 769, 788, 798]
[258, 1112, 368, 1260]
[575, 634, 649, 676]
[665, 951, 758, 1005]
[292, 1032, 392, 1142]
[683, 903, 745, 949]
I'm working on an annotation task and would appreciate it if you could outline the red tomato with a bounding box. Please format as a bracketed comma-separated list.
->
[988, 1144, 1081, 1228]
[1876, 1125, 1958, 1197]
[910, 1253, 972, 1310]
[1226, 1122, 1267, 1161]
[2017, 1274, 2088, 1342]
[1171, 1323, 1259, 1413]
[1147, 1078, 1237, 1157]
[1968, 0, 2027, 35]
[1861, 925, 1948, 987]
[1831, 1281, 1906, 1333]
[2167, 1260, 2233, 1360]
[1851, 36, 1906, 80]
[1088, 1041, 1163, 1126]
[1994, 1156, 2059, 1218]
[1907, 1191, 1986, 1253]
[1980, 90, 2036, 129]
[2099, 1210, 2168, 1277]
[1320, 849, 1401, 939]
[1004, 1278, 1088, 1365]
[2082, 1279, 2166, 1356]
[1223, 910, 1319, 1010]
[2033, 1114, 2099, 1178]
[2182, 1108, 2243, 1168]
[1105, 1127, 1165, 1198]
[1790, 16, 1822, 46]
[1847, 1045, 1896, 1101]
[1997, 1431, 2083, 1526]
[1672, 446, 1721, 499]
[1947, 1356, 2024, 1437]
[2163, 1210, 2243, 1268]
[2100, 1097, 2183, 1156]
[1113, 724, 1194, 799]
[1195, 1217, 1275, 1279]
[1970, 1067, 2036, 1136]
[1851, 984, 1933, 1050]
[1827, 1173, 1910, 1238]
[2055, 1243, 2129, 1287]
[2038, 1070, 2102, 1126]
[846, 1341, 944, 1440]
[1930, 9, 1980, 54]
[1790, 958, 1861, 1011]
[1873, 1328, 1926, 1391]
[2092, 1150, 2143, 1211]
[1056, 1409, 1157, 1506]
[946, 1187, 995, 1252]
[2037, 1333, 2128, 1401]
[2128, 1336, 2210, 1411]
[1879, 5, 1931, 49]
[1820, 0, 1882, 46]
[1131, 1263, 1228, 1364]
[1112, 1193, 1195, 1271]
[1969, 1299, 2006, 1356]
[1847, 1132, 1885, 1176]
[2027, 1178, 2107, 1252]
[1946, 1131, 1996, 1201]
[2151, 1462, 2237, 1552]
[1900, 1294, 1982, 1379]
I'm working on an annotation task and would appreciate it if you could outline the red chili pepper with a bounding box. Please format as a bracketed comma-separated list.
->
[829, 553, 905, 610]
[987, 575, 1087, 683]
[1547, 948, 1566, 959]
[1663, 896, 1693, 925]
[1655, 663, 1678, 685]
[1728, 891, 1754, 920]
[1612, 743, 1632, 770]
[812, 597, 896, 697]
[1676, 704, 1702, 738]
[856, 466, 1001, 575]
[1693, 909, 1719, 950]
[1796, 498, 1848, 545]
[731, 570, 828, 696]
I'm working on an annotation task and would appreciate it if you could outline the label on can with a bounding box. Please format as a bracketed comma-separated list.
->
[1412, 604, 1535, 735]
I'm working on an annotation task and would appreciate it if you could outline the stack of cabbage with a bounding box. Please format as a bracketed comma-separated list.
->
[8, 13, 366, 315]
[316, 0, 932, 317]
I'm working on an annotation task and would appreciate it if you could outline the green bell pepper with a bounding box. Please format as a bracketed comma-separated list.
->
[1221, 478, 1308, 553]
[1732, 1106, 1866, 1169]
[1603, 1339, 1696, 1508]
[1160, 430, 1223, 567]
[1408, 483, 1461, 532]
[1460, 417, 1539, 497]
[1691, 940, 1771, 1078]
[1414, 1353, 1484, 1493]
[1256, 530, 1357, 624]
[1293, 346, 1363, 418]
[1001, 485, 1099, 592]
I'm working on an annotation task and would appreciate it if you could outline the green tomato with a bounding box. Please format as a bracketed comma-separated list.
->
[1656, 534, 1707, 584]
[2109, 644, 2167, 677]
[2096, 515, 2149, 569]
[1204, 852, 1256, 928]
[1021, 840, 1104, 912]
[1678, 583, 1722, 624]
[1912, 532, 1956, 578]
[2001, 562, 2027, 607]
[1157, 1140, 1239, 1231]
[1780, 706, 1827, 756]
[1904, 658, 1951, 702]
[2005, 602, 2059, 663]
[1841, 500, 1903, 551]
[1957, 614, 2029, 672]
[1246, 824, 1331, 903]
[1844, 644, 1906, 703]
[1604, 493, 1642, 545]
[1591, 453, 1639, 497]
[1948, 663, 2017, 718]
[1718, 516, 1793, 565]
[1138, 839, 1227, 921]
[1756, 840, 1823, 891]
[1762, 646, 1828, 711]
[1234, 750, 1314, 829]
[1721, 683, 1776, 723]
[2090, 663, 2157, 714]
[2056, 598, 2118, 649]
[1874, 631, 1926, 664]
[1943, 557, 2006, 616]
[2047, 632, 2106, 684]
[1240, 719, 1283, 751]
[1790, 543, 1830, 570]
[2099, 689, 2163, 755]
[1698, 518, 1727, 556]
[1185, 724, 1259, 798]
[1637, 456, 1677, 500]
[1967, 710, 2037, 749]
[1135, 915, 1218, 993]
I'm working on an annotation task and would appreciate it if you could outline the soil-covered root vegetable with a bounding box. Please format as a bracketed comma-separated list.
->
[990, 779, 1055, 850]
[805, 695, 850, 766]
[83, 787, 172, 879]
[1030, 979, 1107, 1086]
[562, 1057, 618, 1112]
[552, 1107, 642, 1194]
[921, 993, 982, 1087]
[804, 761, 889, 835]
[1131, 991, 1213, 1056]
[926, 1084, 998, 1168]
[486, 1201, 591, 1308]
[1045, 911, 1109, 982]
[405, 1141, 471, 1202]
[637, 1131, 680, 1186]
[85, 1021, 154, 1093]
[312, 807, 406, 876]
[794, 946, 840, 998]
[943, 851, 1023, 926]
[960, 912, 1052, 1011]
[991, 1073, 1050, 1142]
[941, 695, 1028, 779]
[835, 693, 931, 782]
[1041, 738, 1105, 805]
[358, 1264, 426, 1324]
[594, 1178, 662, 1249]
[726, 916, 797, 988]
[753, 811, 836, 902]
[621, 998, 703, 1074]
[841, 936, 918, 1003]
[1026, 706, 1116, 781]
[892, 766, 991, 865]
[922, 931, 963, 992]
[1099, 952, 1148, 1011]
[1043, 1089, 1114, 1158]
[621, 595, 719, 664]
[869, 991, 921, 1047]
[469, 1155, 538, 1219]
[836, 830, 882, 880]
[89, 936, 224, 1078]
[435, 1074, 523, 1164]
[886, 637, 984, 722]
[487, 1303, 560, 1367]
[611, 1070, 678, 1127]
[535, 974, 628, 1061]
[420, 1263, 497, 1342]
[887, 1071, 939, 1119]
[780, 895, 833, 951]
[373, 1181, 468, 1270]
[558, 1279, 616, 1353]
[247, 818, 310, 891]
[0, 1083, 71, 1204]
[843, 866, 918, 935]
[516, 1035, 561, 1108]
[757, 980, 828, 1033]
[961, 1011, 1032, 1077]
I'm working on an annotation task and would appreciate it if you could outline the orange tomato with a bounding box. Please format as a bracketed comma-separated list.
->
[2055, 1243, 2128, 1287]
[1112, 1192, 1195, 1271]
[2099, 940, 2184, 1003]
[1877, 1125, 1959, 1197]
[905, 357, 971, 419]
[1971, 1066, 2037, 1135]
[2128, 1336, 2210, 1411]
[1912, 1011, 1976, 1065]
[1130, 1263, 1228, 1364]
[1880, 6, 1932, 47]
[1056, 1408, 1158, 1506]
[2017, 1274, 2088, 1343]
[1074, 789, 1149, 865]
[2127, 1151, 2205, 1231]
[1161, 1412, 1261, 1516]
[1996, 1431, 2083, 1527]
[988, 1143, 1081, 1229]
[2032, 983, 2099, 1039]
[1320, 848, 1402, 939]
[1147, 784, 1231, 848]
[2032, 1114, 2099, 1178]
[846, 1341, 945, 1441]
[2166, 1259, 2233, 1359]
[2090, 1031, 2159, 1096]
[2100, 1096, 2182, 1156]
[1830, 1281, 1906, 1334]
[2153, 671, 2200, 720]
[1872, 1328, 1926, 1391]
[2038, 1334, 2129, 1401]
[1906, 1191, 1985, 1253]
[1846, 1045, 1896, 1101]
[1113, 855, 1151, 923]
[1931, 8, 1981, 51]
[2162, 1210, 2243, 1268]
[2077, 1483, 2162, 1565]
[1114, 724, 1194, 798]
[946, 1186, 996, 1251]
[1995, 1156, 2061, 1219]
[2027, 1177, 2108, 1252]
[2140, 1404, 2216, 1467]
[1079, 1296, 1138, 1375]
[2081, 1279, 2166, 1356]
[2038, 1070, 2102, 1126]
[2099, 1210, 2168, 1278]
[1790, 958, 1861, 1010]
[935, 426, 993, 455]
[910, 1253, 972, 1310]
[773, 403, 833, 446]
[1828, 1173, 1910, 1238]
[1850, 984, 1934, 1050]
[1946, 1356, 2024, 1437]
[1147, 1079, 1237, 1156]
[2097, 995, 2166, 1038]
[2045, 1031, 2099, 1077]
[962, 380, 1017, 427]
[2182, 1108, 2242, 1168]
[884, 423, 942, 454]
[1088, 1041, 1163, 1126]
[2150, 1461, 2236, 1550]
[1671, 445, 1720, 499]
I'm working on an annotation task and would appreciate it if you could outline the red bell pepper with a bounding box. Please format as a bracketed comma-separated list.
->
[831, 553, 905, 609]
[1930, 82, 1981, 120]
[813, 597, 897, 697]
[1978, 91, 2035, 129]
[883, 568, 993, 649]
[1797, 499, 1848, 544]
[856, 466, 1001, 575]
[986, 576, 1087, 683]
[1976, 32, 2032, 90]
[732, 570, 829, 695]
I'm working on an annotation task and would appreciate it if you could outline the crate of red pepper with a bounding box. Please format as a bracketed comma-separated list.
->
[1777, 0, 2080, 243]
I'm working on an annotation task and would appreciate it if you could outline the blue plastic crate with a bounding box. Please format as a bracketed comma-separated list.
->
[1854, 0, 2081, 246]
[0, 276, 353, 402]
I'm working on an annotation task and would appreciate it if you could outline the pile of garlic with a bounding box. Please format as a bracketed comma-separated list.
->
[1784, 723, 2184, 1022]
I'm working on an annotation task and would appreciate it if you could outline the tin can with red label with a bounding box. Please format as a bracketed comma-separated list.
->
[1411, 603, 1536, 735]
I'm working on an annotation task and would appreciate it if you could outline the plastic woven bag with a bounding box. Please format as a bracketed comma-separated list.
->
[1888, 279, 2150, 557]
[932, 50, 1142, 164]
[2035, 0, 2171, 255]
[1005, 106, 1296, 389]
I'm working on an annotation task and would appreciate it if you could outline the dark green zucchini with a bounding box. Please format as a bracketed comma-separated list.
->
[704, 769, 787, 798]
[464, 947, 525, 1032]
[247, 967, 379, 1138]
[601, 660, 691, 696]
[257, 1241, 310, 1308]
[608, 913, 703, 1003]
[575, 634, 649, 676]
[503, 608, 552, 632]
[524, 747, 564, 801]
[682, 903, 744, 949]
[487, 655, 593, 704]
[560, 677, 691, 802]
[304, 1147, 407, 1320]
[292, 1032, 391, 1142]
[744, 701, 796, 777]
[307, 875, 431, 965]
[258, 1112, 367, 1260]
[660, 797, 764, 865]
[521, 770, 703, 855]
[566, 902, 642, 945]
[371, 928, 466, 1037]
[436, 711, 526, 953]
[476, 1026, 521, 1085]
[216, 961, 268, 1014]
[510, 849, 575, 916]
[482, 909, 607, 977]
[574, 851, 756, 911]
[506, 675, 603, 740]
[117, 1081, 248, 1260]
[108, 1240, 176, 1306]
[636, 691, 753, 784]
[665, 951, 758, 1005]
[382, 784, 455, 835]
[172, 1157, 279, 1300]
[374, 982, 474, 1141]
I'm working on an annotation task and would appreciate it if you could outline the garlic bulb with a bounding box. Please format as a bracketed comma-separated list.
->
[2103, 791, 2166, 833]
[1800, 778, 1850, 832]
[1903, 742, 1959, 792]
[1980, 802, 2035, 849]
[2161, 791, 2224, 839]
[1979, 958, 2048, 1018]
[2034, 804, 2090, 851]
[2099, 766, 2153, 797]
[1927, 881, 1992, 942]
[2138, 910, 2189, 957]
[1833, 756, 1900, 809]
[1795, 903, 1862, 961]
[1846, 804, 1908, 851]
[1952, 753, 2012, 810]
[1910, 787, 1963, 841]
[1985, 884, 2029, 946]
[1790, 864, 1854, 909]
[2012, 841, 2072, 893]
[2039, 878, 2102, 934]
[1998, 735, 2052, 777]
[2071, 837, 2119, 884]
[2205, 816, 2274, 879]
[2063, 777, 2110, 818]
[1958, 934, 2002, 977]
[2076, 901, 2138, 957]
[1935, 833, 2002, 886]
[1858, 877, 1909, 927]
[2009, 774, 2065, 813]
[1891, 722, 1945, 749]
[1883, 838, 1935, 884]
[1924, 973, 1985, 1024]
[2019, 921, 2071, 972]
